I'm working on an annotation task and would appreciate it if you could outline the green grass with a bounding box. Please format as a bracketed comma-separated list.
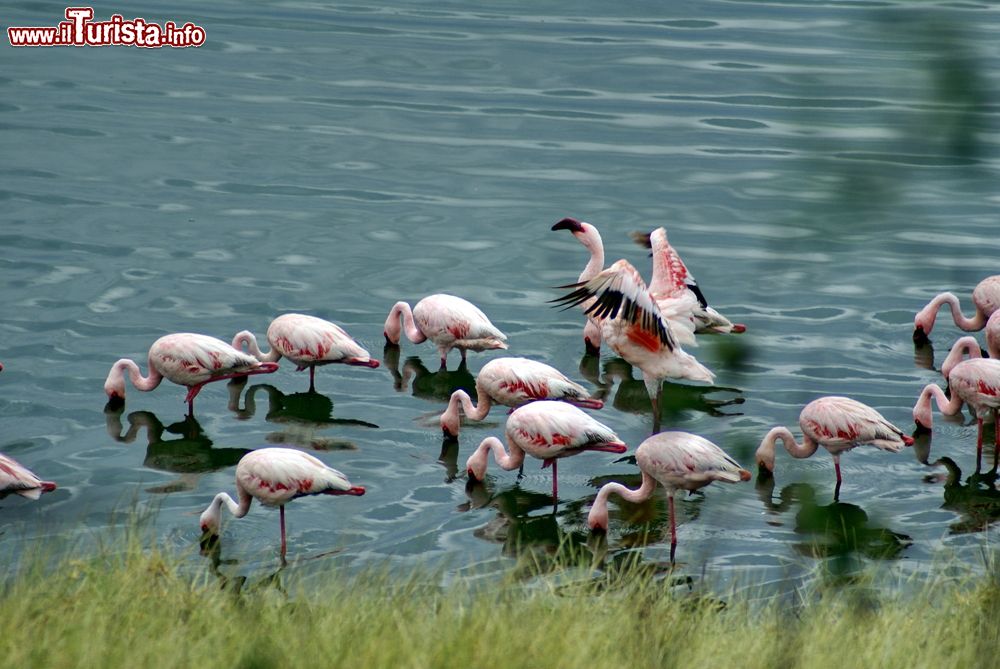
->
[2, 533, 999, 669]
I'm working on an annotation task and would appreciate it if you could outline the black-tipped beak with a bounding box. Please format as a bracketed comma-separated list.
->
[104, 395, 125, 412]
[552, 217, 584, 233]
[913, 327, 929, 345]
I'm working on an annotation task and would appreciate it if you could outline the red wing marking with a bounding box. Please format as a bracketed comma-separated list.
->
[977, 380, 999, 397]
[499, 379, 549, 400]
[448, 322, 470, 339]
[551, 433, 571, 446]
[626, 326, 661, 353]
[836, 425, 860, 440]
[297, 478, 314, 493]
[0, 461, 17, 477]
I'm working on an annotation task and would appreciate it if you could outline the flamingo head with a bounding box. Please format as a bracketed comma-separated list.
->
[552, 217, 585, 234]
[755, 440, 776, 476]
[441, 413, 460, 440]
[465, 443, 491, 483]
[199, 505, 220, 537]
[347, 358, 380, 369]
[326, 486, 366, 496]
[586, 501, 610, 532]
[104, 361, 128, 403]
[913, 302, 941, 340]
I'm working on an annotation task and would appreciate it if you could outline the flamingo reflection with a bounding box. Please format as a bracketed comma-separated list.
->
[927, 456, 1000, 535]
[105, 407, 249, 493]
[227, 382, 377, 451]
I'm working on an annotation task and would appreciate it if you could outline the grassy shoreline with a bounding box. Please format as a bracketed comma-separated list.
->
[2, 535, 999, 669]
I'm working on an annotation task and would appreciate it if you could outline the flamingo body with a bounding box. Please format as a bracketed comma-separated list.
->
[587, 432, 750, 559]
[913, 356, 1000, 465]
[104, 333, 279, 411]
[638, 227, 746, 336]
[914, 275, 1000, 338]
[465, 401, 626, 498]
[439, 357, 602, 437]
[384, 294, 507, 367]
[199, 447, 365, 560]
[0, 454, 56, 500]
[553, 258, 714, 428]
[233, 313, 378, 390]
[756, 396, 912, 495]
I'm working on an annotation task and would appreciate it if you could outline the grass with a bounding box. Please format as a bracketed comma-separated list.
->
[2, 531, 999, 669]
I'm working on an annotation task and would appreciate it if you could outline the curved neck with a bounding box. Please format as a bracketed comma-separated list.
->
[384, 302, 427, 344]
[111, 358, 163, 393]
[468, 436, 525, 477]
[232, 331, 280, 363]
[924, 293, 986, 332]
[942, 336, 982, 380]
[213, 490, 252, 520]
[763, 426, 820, 460]
[441, 388, 492, 433]
[588, 472, 656, 529]
[914, 383, 964, 428]
[578, 226, 605, 282]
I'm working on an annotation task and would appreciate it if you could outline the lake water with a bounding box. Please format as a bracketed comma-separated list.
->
[3, 0, 999, 595]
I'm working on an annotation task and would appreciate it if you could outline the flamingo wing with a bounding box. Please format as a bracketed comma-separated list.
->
[950, 359, 1000, 414]
[639, 432, 747, 483]
[268, 314, 370, 365]
[0, 454, 54, 499]
[237, 448, 353, 505]
[415, 294, 506, 342]
[802, 396, 909, 451]
[553, 259, 678, 352]
[152, 334, 263, 385]
[508, 401, 621, 458]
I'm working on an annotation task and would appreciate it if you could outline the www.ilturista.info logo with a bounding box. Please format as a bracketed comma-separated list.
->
[8, 7, 206, 48]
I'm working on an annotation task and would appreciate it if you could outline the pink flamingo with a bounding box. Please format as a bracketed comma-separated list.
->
[383, 294, 507, 369]
[439, 357, 603, 438]
[587, 431, 750, 562]
[0, 454, 56, 500]
[232, 313, 379, 392]
[756, 396, 913, 499]
[914, 355, 1000, 467]
[914, 275, 1000, 340]
[935, 312, 1000, 380]
[632, 227, 746, 337]
[199, 447, 365, 561]
[551, 218, 607, 355]
[104, 333, 279, 414]
[553, 258, 715, 430]
[465, 400, 626, 499]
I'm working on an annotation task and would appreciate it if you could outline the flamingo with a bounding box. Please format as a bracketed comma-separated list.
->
[551, 217, 607, 355]
[552, 258, 715, 430]
[232, 313, 379, 392]
[587, 431, 750, 562]
[935, 312, 1000, 380]
[199, 447, 365, 561]
[0, 454, 56, 500]
[383, 294, 507, 369]
[439, 357, 603, 438]
[756, 396, 913, 499]
[631, 227, 746, 337]
[913, 355, 1000, 467]
[465, 400, 627, 499]
[913, 275, 1000, 342]
[104, 333, 279, 414]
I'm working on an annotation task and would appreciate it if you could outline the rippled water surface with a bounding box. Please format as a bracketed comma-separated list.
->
[4, 0, 1000, 593]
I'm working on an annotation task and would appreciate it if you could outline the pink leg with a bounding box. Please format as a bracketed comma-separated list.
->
[551, 460, 558, 500]
[668, 493, 677, 563]
[279, 505, 287, 560]
[994, 409, 999, 466]
[833, 455, 843, 501]
[309, 366, 316, 393]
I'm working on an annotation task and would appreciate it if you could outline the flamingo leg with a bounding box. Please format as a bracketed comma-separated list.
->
[668, 493, 677, 564]
[652, 387, 662, 434]
[833, 454, 842, 501]
[977, 417, 984, 472]
[994, 408, 999, 467]
[279, 505, 287, 561]
[551, 459, 558, 500]
[309, 366, 316, 393]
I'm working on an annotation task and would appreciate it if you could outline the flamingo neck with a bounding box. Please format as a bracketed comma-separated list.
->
[941, 336, 982, 380]
[440, 388, 492, 435]
[106, 358, 163, 397]
[232, 331, 281, 363]
[913, 383, 964, 429]
[588, 472, 657, 530]
[384, 302, 427, 345]
[578, 225, 605, 282]
[201, 490, 253, 533]
[467, 436, 525, 479]
[757, 426, 819, 469]
[921, 292, 986, 333]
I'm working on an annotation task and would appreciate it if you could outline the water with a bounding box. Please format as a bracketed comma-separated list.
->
[3, 0, 999, 593]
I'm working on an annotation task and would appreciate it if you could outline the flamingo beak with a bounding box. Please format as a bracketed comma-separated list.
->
[551, 217, 585, 234]
[349, 359, 380, 368]
[329, 486, 366, 496]
[731, 324, 747, 334]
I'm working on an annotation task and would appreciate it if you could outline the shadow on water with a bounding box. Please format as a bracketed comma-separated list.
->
[382, 344, 476, 402]
[926, 456, 1000, 535]
[227, 380, 377, 451]
[577, 356, 744, 421]
[105, 408, 249, 493]
[756, 477, 911, 576]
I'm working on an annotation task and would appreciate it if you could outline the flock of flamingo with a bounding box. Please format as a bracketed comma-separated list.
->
[2, 218, 999, 564]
